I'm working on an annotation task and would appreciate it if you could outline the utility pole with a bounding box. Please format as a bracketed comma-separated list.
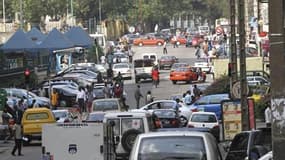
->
[229, 0, 238, 98]
[20, 0, 23, 29]
[3, 0, 5, 32]
[238, 0, 249, 131]
[269, 0, 285, 159]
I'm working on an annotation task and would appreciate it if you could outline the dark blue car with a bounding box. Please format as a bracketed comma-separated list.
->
[190, 93, 229, 120]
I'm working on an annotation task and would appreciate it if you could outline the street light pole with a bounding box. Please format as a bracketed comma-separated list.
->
[20, 0, 23, 29]
[3, 0, 5, 32]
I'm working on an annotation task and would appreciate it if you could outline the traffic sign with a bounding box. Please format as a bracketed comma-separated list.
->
[128, 26, 135, 33]
[215, 26, 224, 35]
[232, 81, 249, 99]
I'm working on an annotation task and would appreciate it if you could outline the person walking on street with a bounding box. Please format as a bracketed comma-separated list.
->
[135, 85, 143, 109]
[76, 87, 86, 113]
[173, 36, 178, 48]
[86, 86, 95, 113]
[163, 41, 168, 54]
[2, 108, 13, 143]
[184, 91, 192, 105]
[152, 66, 159, 88]
[145, 91, 154, 104]
[11, 120, 23, 156]
[264, 102, 272, 127]
[193, 84, 201, 100]
[51, 89, 59, 110]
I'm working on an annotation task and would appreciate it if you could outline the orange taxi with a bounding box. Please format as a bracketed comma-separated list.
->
[133, 37, 165, 46]
[169, 67, 199, 84]
[170, 36, 187, 45]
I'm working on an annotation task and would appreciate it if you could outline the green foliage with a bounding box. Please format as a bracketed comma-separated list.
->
[204, 75, 230, 95]
[87, 45, 104, 64]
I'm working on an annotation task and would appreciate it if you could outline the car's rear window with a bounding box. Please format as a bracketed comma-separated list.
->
[175, 68, 189, 72]
[114, 64, 129, 69]
[93, 100, 119, 111]
[153, 110, 176, 118]
[134, 60, 153, 67]
[26, 112, 49, 120]
[138, 136, 206, 160]
[191, 114, 217, 123]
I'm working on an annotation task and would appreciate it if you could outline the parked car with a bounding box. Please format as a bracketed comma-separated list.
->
[133, 37, 164, 46]
[129, 131, 222, 160]
[158, 55, 178, 70]
[83, 112, 105, 123]
[170, 62, 189, 72]
[135, 100, 193, 126]
[112, 63, 132, 80]
[225, 128, 272, 160]
[4, 88, 50, 108]
[169, 67, 199, 84]
[190, 93, 230, 120]
[153, 109, 180, 128]
[52, 109, 77, 123]
[92, 98, 125, 112]
[187, 112, 220, 141]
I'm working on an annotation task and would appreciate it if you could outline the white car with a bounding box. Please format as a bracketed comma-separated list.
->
[187, 112, 220, 140]
[188, 112, 219, 128]
[52, 109, 77, 123]
[194, 60, 213, 73]
[113, 52, 129, 63]
[112, 63, 132, 79]
[247, 76, 270, 86]
[129, 131, 222, 160]
[134, 100, 192, 126]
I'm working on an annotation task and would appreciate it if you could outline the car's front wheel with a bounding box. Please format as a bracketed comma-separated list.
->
[172, 80, 177, 84]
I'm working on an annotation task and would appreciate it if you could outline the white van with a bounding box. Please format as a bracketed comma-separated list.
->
[142, 53, 158, 65]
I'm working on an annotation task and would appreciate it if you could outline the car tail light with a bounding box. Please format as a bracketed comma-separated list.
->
[64, 119, 70, 123]
[155, 120, 161, 128]
[213, 125, 219, 129]
[188, 124, 194, 128]
[171, 120, 178, 125]
[191, 108, 198, 112]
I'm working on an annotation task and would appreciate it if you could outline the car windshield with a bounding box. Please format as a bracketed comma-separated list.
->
[53, 111, 67, 118]
[93, 100, 119, 111]
[153, 110, 176, 118]
[172, 63, 187, 69]
[138, 136, 206, 160]
[122, 118, 144, 133]
[191, 114, 217, 123]
[87, 113, 105, 122]
[175, 68, 189, 72]
[114, 64, 129, 69]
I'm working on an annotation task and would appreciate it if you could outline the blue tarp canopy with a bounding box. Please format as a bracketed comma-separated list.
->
[26, 27, 46, 45]
[64, 26, 93, 48]
[1, 29, 36, 53]
[37, 28, 74, 51]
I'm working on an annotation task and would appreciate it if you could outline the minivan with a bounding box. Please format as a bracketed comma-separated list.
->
[134, 59, 154, 83]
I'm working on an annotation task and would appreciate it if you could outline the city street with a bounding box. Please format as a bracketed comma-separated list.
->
[0, 45, 206, 160]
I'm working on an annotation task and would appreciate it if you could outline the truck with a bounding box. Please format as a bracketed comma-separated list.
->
[42, 123, 115, 160]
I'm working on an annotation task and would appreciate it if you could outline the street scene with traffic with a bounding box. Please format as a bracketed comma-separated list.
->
[0, 0, 278, 160]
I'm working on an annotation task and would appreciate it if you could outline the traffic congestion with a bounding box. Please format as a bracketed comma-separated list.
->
[0, 1, 274, 160]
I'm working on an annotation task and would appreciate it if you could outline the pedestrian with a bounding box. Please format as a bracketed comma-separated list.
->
[14, 104, 23, 125]
[2, 108, 13, 143]
[145, 91, 153, 104]
[114, 83, 123, 98]
[134, 85, 143, 109]
[11, 120, 23, 156]
[86, 86, 95, 113]
[97, 72, 103, 83]
[103, 83, 111, 98]
[76, 87, 86, 113]
[51, 89, 59, 110]
[18, 99, 26, 111]
[163, 41, 167, 54]
[184, 91, 192, 105]
[175, 98, 182, 113]
[264, 102, 272, 127]
[193, 84, 201, 100]
[151, 66, 159, 88]
[173, 35, 178, 48]
[31, 99, 39, 108]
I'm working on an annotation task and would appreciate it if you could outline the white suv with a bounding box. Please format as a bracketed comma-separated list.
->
[103, 111, 157, 159]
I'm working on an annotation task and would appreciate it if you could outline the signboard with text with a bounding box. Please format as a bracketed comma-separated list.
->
[221, 100, 242, 141]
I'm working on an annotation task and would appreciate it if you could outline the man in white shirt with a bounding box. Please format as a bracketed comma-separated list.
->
[76, 87, 86, 113]
[264, 103, 272, 127]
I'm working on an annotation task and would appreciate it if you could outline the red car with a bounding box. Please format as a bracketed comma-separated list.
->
[170, 36, 187, 45]
[169, 67, 199, 84]
[133, 37, 165, 46]
[158, 56, 178, 70]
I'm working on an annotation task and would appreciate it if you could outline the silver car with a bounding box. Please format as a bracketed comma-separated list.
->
[112, 63, 132, 79]
[129, 131, 222, 160]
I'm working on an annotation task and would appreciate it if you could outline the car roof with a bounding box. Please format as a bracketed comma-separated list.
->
[138, 131, 210, 138]
[104, 111, 150, 118]
[191, 112, 217, 116]
[93, 98, 119, 102]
